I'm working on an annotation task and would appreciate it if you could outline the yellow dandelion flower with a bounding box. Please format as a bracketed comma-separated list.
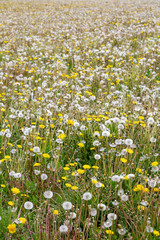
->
[33, 163, 41, 167]
[7, 224, 16, 234]
[92, 180, 98, 184]
[90, 147, 95, 150]
[83, 165, 91, 169]
[154, 188, 159, 192]
[69, 163, 74, 166]
[11, 187, 20, 194]
[92, 166, 99, 169]
[21, 194, 29, 197]
[152, 161, 158, 166]
[77, 169, 85, 174]
[40, 125, 45, 129]
[126, 149, 133, 154]
[42, 153, 50, 158]
[153, 230, 160, 236]
[124, 176, 129, 180]
[58, 133, 66, 139]
[1, 184, 6, 188]
[63, 167, 70, 171]
[120, 158, 127, 163]
[138, 205, 145, 210]
[71, 186, 78, 190]
[67, 120, 74, 125]
[78, 143, 84, 147]
[8, 201, 14, 206]
[65, 183, 71, 187]
[62, 176, 67, 180]
[106, 230, 114, 234]
[19, 217, 26, 224]
[54, 210, 59, 215]
[143, 188, 149, 193]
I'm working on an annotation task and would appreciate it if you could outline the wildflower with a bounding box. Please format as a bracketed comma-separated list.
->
[126, 149, 133, 154]
[19, 217, 26, 224]
[43, 191, 53, 199]
[147, 117, 154, 125]
[150, 137, 156, 143]
[41, 174, 48, 180]
[97, 203, 106, 211]
[92, 166, 99, 169]
[112, 200, 119, 206]
[8, 201, 14, 206]
[106, 230, 114, 234]
[154, 188, 159, 192]
[62, 201, 72, 210]
[103, 220, 112, 228]
[108, 213, 117, 221]
[54, 210, 59, 215]
[83, 192, 92, 201]
[67, 119, 74, 125]
[125, 139, 133, 145]
[152, 166, 159, 172]
[148, 179, 157, 188]
[33, 147, 40, 153]
[127, 174, 135, 179]
[59, 224, 68, 233]
[94, 154, 101, 160]
[42, 153, 50, 158]
[71, 186, 78, 190]
[118, 189, 124, 196]
[33, 163, 41, 167]
[40, 125, 45, 129]
[11, 187, 20, 194]
[9, 171, 15, 176]
[102, 131, 110, 137]
[140, 200, 148, 206]
[78, 142, 84, 147]
[118, 228, 126, 235]
[57, 133, 66, 139]
[120, 194, 128, 201]
[62, 176, 67, 180]
[24, 201, 33, 210]
[138, 205, 145, 210]
[111, 175, 120, 182]
[14, 173, 21, 178]
[152, 161, 158, 166]
[146, 226, 153, 233]
[90, 208, 97, 216]
[83, 165, 91, 169]
[7, 223, 16, 234]
[153, 230, 160, 236]
[77, 169, 85, 174]
[120, 158, 127, 163]
[93, 140, 101, 146]
[65, 183, 71, 187]
[63, 167, 70, 171]
[34, 170, 40, 175]
[69, 212, 76, 219]
[95, 182, 104, 188]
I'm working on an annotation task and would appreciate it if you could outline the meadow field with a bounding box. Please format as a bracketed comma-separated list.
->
[0, 0, 160, 239]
